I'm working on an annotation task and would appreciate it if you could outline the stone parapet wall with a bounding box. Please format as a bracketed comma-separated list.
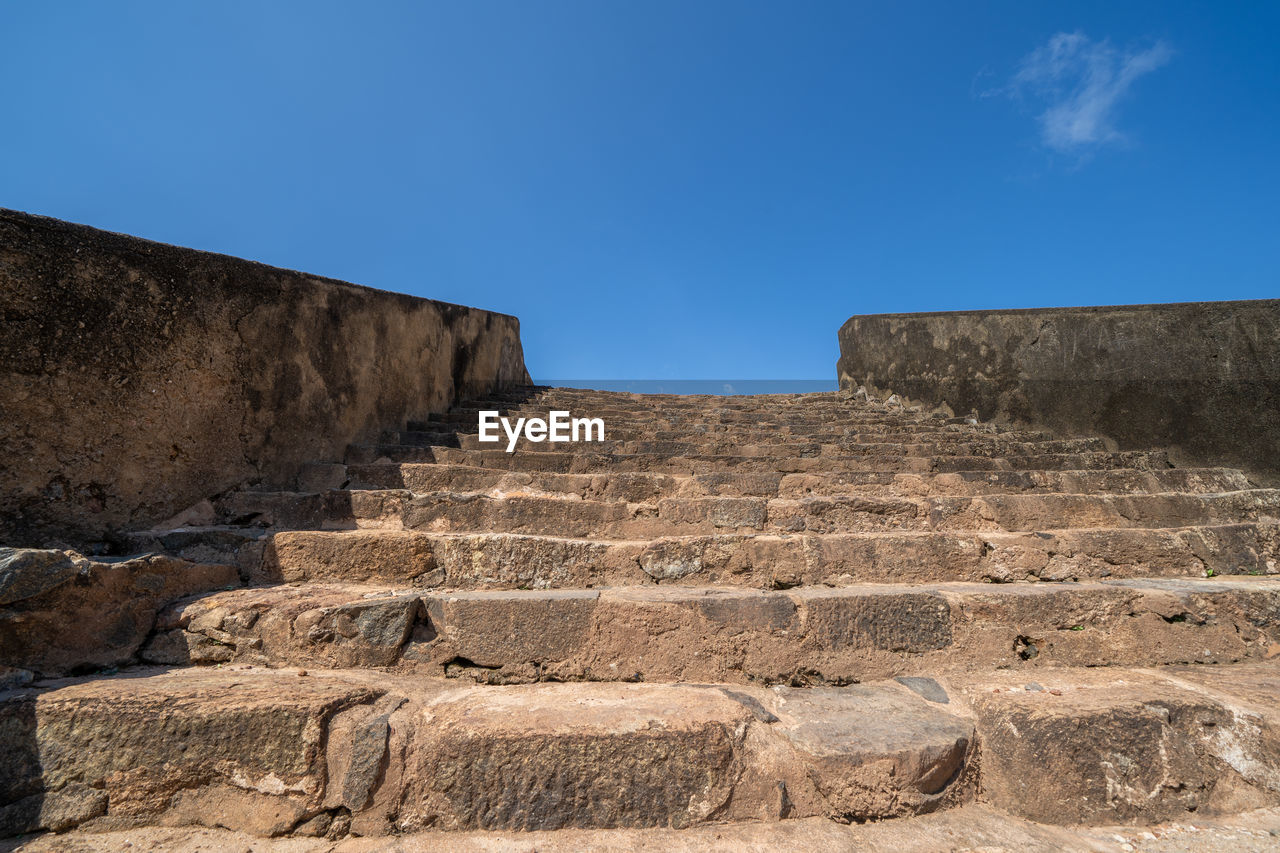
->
[837, 300, 1280, 483]
[0, 209, 530, 547]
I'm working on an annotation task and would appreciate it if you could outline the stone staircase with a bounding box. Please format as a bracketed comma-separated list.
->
[5, 386, 1280, 850]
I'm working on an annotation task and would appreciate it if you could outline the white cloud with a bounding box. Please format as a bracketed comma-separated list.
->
[999, 32, 1172, 153]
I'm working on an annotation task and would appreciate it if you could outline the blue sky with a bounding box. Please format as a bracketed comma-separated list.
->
[3, 2, 1277, 380]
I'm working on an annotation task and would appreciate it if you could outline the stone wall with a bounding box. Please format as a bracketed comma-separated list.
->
[837, 300, 1280, 483]
[1, 209, 530, 547]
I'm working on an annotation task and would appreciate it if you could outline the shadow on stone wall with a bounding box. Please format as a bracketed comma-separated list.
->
[1, 209, 531, 548]
[837, 300, 1280, 485]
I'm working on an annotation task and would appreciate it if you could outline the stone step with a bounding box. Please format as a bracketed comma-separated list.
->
[422, 413, 966, 435]
[960, 663, 1280, 825]
[348, 446, 1172, 474]
[0, 549, 240, 679]
[413, 488, 1280, 538]
[18, 371, 1280, 848]
[343, 463, 1254, 500]
[220, 487, 1280, 539]
[6, 663, 1279, 838]
[467, 408, 942, 425]
[419, 405, 965, 423]
[412, 411, 1005, 432]
[0, 666, 978, 835]
[382, 429, 463, 448]
[387, 423, 1046, 446]
[145, 578, 1280, 682]
[265, 522, 1280, 589]
[381, 428, 1109, 457]
[439, 435, 1108, 457]
[23, 805, 1280, 852]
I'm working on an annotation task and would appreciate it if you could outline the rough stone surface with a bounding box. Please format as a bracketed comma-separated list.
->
[6, 378, 1280, 846]
[767, 684, 975, 819]
[0, 209, 529, 546]
[397, 682, 750, 831]
[13, 804, 1280, 851]
[836, 300, 1280, 483]
[965, 666, 1280, 824]
[0, 668, 984, 839]
[0, 549, 85, 606]
[139, 578, 1280, 684]
[144, 585, 425, 669]
[423, 589, 599, 668]
[0, 667, 381, 836]
[0, 549, 236, 676]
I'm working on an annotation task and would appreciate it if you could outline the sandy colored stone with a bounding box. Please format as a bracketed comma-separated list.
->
[23, 805, 1280, 851]
[0, 667, 382, 835]
[837, 300, 1280, 483]
[397, 682, 751, 831]
[963, 666, 1280, 824]
[423, 589, 598, 668]
[766, 682, 975, 820]
[8, 369, 1280, 847]
[0, 550, 237, 676]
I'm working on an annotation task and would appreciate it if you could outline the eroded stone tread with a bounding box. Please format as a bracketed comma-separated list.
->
[141, 578, 1280, 682]
[20, 807, 1280, 852]
[12, 384, 1280, 843]
[0, 667, 979, 836]
[264, 522, 1280, 589]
